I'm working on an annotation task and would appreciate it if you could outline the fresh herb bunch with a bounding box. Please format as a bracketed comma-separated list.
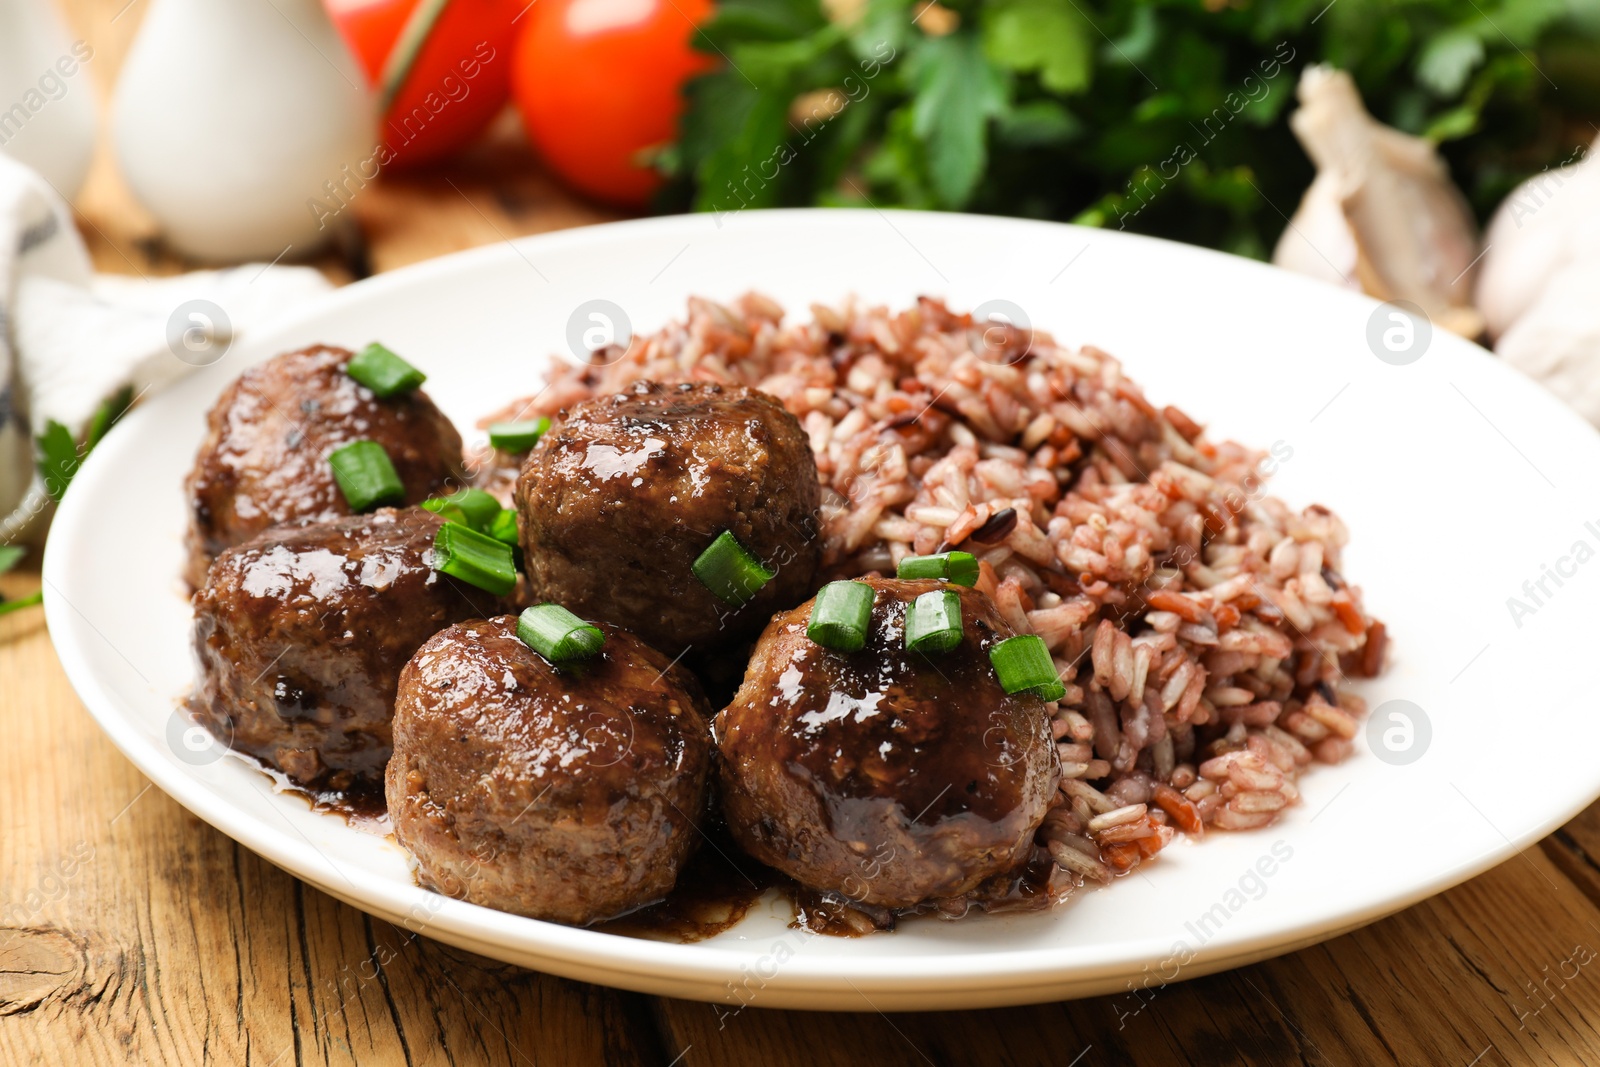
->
[662, 0, 1600, 257]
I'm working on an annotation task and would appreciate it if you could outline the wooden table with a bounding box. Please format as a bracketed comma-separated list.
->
[7, 3, 1600, 1063]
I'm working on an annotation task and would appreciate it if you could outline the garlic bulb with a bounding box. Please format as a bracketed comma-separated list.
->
[1475, 134, 1600, 342]
[1495, 252, 1600, 425]
[1273, 66, 1483, 338]
[1476, 135, 1600, 429]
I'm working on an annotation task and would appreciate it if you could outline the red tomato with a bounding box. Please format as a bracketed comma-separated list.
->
[512, 0, 714, 207]
[329, 0, 521, 168]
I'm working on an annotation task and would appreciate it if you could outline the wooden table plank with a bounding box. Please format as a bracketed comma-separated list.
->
[652, 842, 1600, 1066]
[348, 114, 623, 278]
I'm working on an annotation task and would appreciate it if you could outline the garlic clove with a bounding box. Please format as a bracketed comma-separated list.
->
[1274, 65, 1483, 337]
[1272, 172, 1361, 289]
[1475, 134, 1600, 342]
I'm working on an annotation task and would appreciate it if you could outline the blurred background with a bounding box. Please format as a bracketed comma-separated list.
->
[5, 0, 1596, 275]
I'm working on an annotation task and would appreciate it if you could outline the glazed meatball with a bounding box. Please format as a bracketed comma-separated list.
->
[184, 344, 464, 588]
[190, 508, 505, 796]
[514, 380, 821, 657]
[716, 578, 1059, 909]
[387, 616, 713, 925]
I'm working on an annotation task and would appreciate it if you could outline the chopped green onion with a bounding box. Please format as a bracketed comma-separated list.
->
[439, 487, 501, 530]
[328, 440, 405, 511]
[488, 417, 550, 452]
[904, 589, 963, 654]
[489, 508, 519, 545]
[346, 342, 425, 397]
[692, 530, 773, 606]
[989, 634, 1066, 701]
[0, 590, 43, 617]
[517, 604, 604, 665]
[421, 489, 503, 532]
[807, 581, 875, 652]
[420, 499, 470, 526]
[896, 550, 979, 587]
[0, 545, 23, 576]
[432, 522, 517, 596]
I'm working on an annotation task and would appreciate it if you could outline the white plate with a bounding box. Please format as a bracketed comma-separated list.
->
[44, 210, 1600, 1011]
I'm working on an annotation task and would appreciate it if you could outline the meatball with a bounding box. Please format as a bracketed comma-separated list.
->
[716, 578, 1059, 909]
[387, 616, 713, 925]
[190, 508, 505, 795]
[514, 380, 821, 657]
[184, 344, 464, 588]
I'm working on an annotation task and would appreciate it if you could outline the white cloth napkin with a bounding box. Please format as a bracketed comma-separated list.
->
[0, 154, 332, 544]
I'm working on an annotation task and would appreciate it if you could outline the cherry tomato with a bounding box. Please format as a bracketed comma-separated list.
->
[512, 0, 714, 207]
[329, 0, 521, 168]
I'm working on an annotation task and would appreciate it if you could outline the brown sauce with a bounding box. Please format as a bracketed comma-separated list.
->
[235, 750, 392, 833]
[598, 821, 776, 941]
[601, 820, 1065, 942]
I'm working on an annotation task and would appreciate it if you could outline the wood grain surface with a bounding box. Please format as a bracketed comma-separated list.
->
[6, 2, 1600, 1064]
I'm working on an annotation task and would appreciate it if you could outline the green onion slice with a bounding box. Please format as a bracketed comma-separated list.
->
[346, 342, 426, 397]
[419, 498, 470, 526]
[904, 589, 963, 654]
[441, 487, 502, 530]
[517, 604, 604, 665]
[807, 581, 875, 652]
[989, 634, 1066, 701]
[328, 440, 405, 512]
[692, 531, 773, 606]
[0, 545, 23, 576]
[488, 417, 551, 452]
[896, 550, 979, 587]
[489, 508, 519, 545]
[432, 522, 517, 596]
[421, 488, 502, 533]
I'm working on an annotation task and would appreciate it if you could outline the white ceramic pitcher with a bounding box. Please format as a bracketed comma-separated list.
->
[111, 0, 376, 262]
[0, 0, 98, 201]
